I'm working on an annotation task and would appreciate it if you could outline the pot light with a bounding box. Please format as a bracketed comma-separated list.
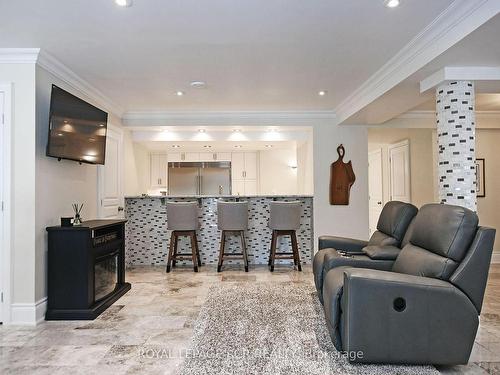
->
[203, 145, 212, 148]
[115, 0, 133, 7]
[264, 144, 273, 148]
[198, 128, 206, 133]
[234, 145, 243, 149]
[190, 81, 206, 89]
[384, 0, 400, 8]
[232, 128, 242, 133]
[172, 145, 181, 148]
[318, 90, 327, 96]
[176, 91, 185, 96]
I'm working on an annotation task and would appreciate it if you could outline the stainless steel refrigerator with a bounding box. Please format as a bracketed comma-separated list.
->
[168, 161, 232, 195]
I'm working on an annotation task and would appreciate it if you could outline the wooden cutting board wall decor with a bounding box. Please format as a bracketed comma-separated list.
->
[329, 144, 356, 205]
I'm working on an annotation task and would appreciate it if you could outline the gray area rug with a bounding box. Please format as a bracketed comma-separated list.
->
[179, 282, 439, 375]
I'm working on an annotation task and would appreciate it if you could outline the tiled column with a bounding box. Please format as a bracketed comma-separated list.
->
[436, 81, 476, 211]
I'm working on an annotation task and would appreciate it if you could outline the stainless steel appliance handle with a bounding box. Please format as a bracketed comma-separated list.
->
[199, 175, 203, 195]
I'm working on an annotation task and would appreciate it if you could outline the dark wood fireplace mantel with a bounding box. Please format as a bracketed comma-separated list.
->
[45, 219, 131, 320]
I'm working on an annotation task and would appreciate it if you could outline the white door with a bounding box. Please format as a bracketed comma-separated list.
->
[389, 140, 411, 203]
[98, 125, 124, 219]
[368, 149, 384, 237]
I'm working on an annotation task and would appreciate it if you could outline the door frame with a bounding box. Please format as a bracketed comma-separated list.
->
[368, 148, 383, 236]
[97, 123, 124, 219]
[0, 83, 13, 324]
[388, 139, 411, 202]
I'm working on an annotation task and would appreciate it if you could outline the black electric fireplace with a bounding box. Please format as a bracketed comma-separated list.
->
[46, 219, 131, 320]
[94, 249, 119, 301]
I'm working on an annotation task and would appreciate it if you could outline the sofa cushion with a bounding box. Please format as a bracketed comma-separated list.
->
[376, 201, 418, 244]
[367, 231, 398, 247]
[410, 204, 478, 261]
[363, 245, 400, 260]
[392, 244, 458, 280]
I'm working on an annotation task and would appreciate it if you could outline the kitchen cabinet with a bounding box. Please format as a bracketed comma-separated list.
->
[150, 153, 167, 188]
[167, 153, 182, 162]
[231, 152, 258, 195]
[184, 152, 200, 161]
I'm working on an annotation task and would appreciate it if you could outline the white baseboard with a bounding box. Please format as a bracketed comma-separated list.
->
[10, 297, 47, 325]
[491, 253, 500, 264]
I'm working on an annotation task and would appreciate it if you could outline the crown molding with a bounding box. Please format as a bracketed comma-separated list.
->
[122, 110, 336, 127]
[0, 48, 41, 63]
[335, 0, 500, 125]
[37, 50, 124, 118]
[421, 66, 500, 92]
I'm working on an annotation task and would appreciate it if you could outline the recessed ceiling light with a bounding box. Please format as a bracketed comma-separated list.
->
[198, 128, 206, 133]
[234, 145, 243, 148]
[172, 145, 181, 148]
[268, 128, 278, 133]
[115, 0, 133, 7]
[265, 144, 273, 148]
[176, 91, 185, 96]
[232, 128, 241, 132]
[190, 81, 206, 89]
[318, 90, 327, 96]
[203, 145, 212, 148]
[384, 0, 400, 8]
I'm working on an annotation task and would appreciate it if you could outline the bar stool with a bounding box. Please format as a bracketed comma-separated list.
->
[268, 201, 302, 272]
[166, 202, 201, 273]
[217, 201, 249, 272]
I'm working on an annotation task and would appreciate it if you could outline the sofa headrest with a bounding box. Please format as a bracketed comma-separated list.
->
[377, 201, 418, 243]
[410, 203, 478, 261]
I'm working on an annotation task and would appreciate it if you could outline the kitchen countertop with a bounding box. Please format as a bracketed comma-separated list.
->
[125, 195, 314, 199]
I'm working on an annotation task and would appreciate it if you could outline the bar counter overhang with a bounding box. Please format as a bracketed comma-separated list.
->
[124, 195, 313, 266]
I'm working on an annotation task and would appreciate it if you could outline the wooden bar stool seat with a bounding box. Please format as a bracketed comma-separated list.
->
[217, 201, 249, 272]
[268, 201, 302, 272]
[165, 202, 201, 273]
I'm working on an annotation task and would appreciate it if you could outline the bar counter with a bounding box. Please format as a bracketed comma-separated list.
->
[124, 195, 313, 266]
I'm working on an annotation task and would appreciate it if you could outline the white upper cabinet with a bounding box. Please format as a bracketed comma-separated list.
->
[167, 153, 182, 162]
[231, 153, 246, 179]
[231, 152, 258, 195]
[150, 153, 167, 187]
[184, 152, 200, 161]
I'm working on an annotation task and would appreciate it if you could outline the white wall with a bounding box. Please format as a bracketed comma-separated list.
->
[0, 64, 37, 313]
[313, 123, 369, 243]
[123, 131, 149, 196]
[259, 147, 298, 195]
[475, 129, 500, 255]
[368, 128, 436, 208]
[297, 135, 314, 195]
[34, 66, 127, 302]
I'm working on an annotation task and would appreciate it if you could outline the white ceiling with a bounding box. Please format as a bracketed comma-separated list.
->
[0, 0, 454, 112]
[345, 13, 500, 124]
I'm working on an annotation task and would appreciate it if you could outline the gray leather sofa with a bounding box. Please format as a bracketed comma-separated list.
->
[322, 203, 496, 365]
[313, 201, 418, 303]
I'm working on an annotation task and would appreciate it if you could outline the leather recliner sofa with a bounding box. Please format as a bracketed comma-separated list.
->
[313, 201, 418, 303]
[321, 203, 496, 365]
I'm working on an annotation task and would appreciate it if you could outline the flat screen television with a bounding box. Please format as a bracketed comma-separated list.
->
[46, 85, 108, 165]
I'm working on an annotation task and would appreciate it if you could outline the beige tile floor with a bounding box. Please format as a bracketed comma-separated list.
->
[0, 264, 499, 374]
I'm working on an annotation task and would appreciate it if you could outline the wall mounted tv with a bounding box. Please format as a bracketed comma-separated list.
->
[46, 85, 108, 165]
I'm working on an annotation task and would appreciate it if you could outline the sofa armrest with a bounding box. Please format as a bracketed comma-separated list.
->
[341, 269, 479, 365]
[362, 245, 400, 260]
[318, 235, 367, 253]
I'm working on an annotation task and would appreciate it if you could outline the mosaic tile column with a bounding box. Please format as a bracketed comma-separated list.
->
[436, 81, 476, 211]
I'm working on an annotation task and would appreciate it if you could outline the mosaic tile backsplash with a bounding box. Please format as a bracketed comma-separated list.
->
[125, 196, 314, 267]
